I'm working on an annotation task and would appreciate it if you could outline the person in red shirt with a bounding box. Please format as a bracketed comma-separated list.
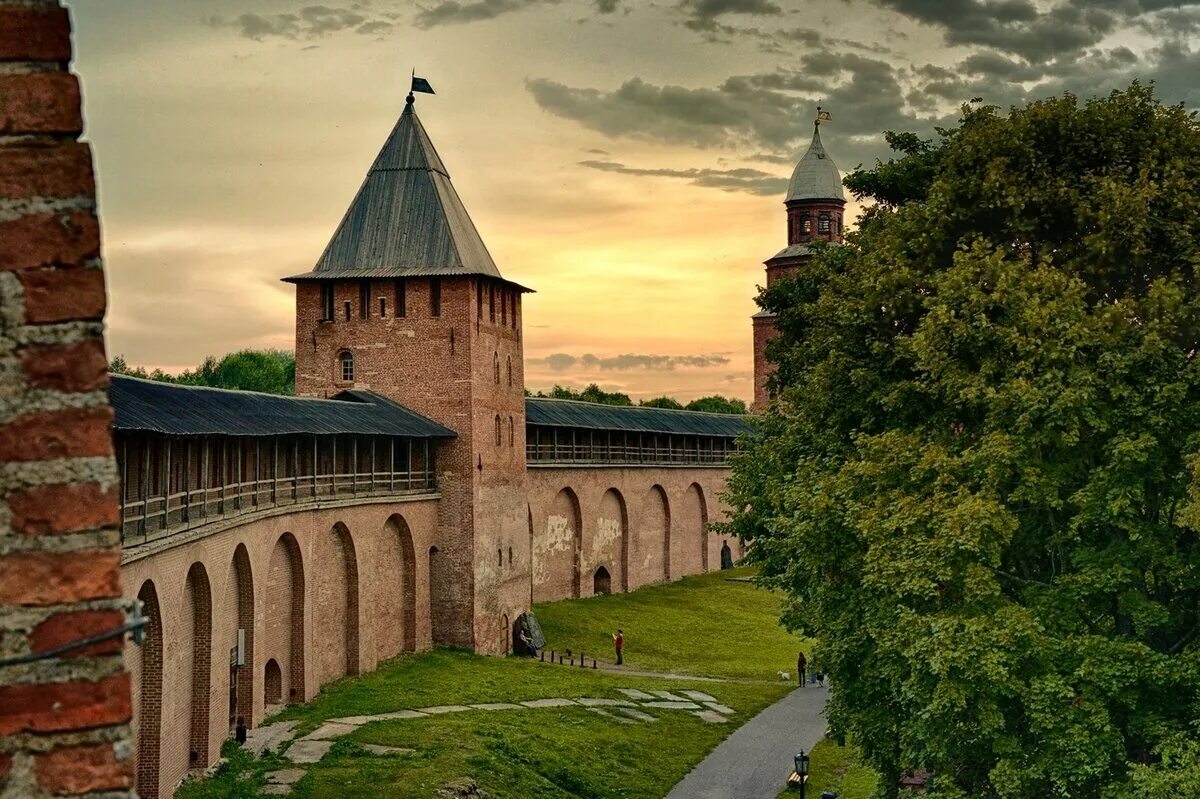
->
[612, 629, 624, 665]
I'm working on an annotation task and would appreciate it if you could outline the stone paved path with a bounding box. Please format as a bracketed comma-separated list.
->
[665, 685, 829, 799]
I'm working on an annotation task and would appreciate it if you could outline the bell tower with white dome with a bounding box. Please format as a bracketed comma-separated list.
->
[752, 110, 846, 408]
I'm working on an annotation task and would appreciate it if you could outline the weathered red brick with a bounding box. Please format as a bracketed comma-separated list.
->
[0, 674, 130, 737]
[9, 481, 118, 535]
[0, 72, 81, 135]
[21, 339, 109, 392]
[0, 211, 99, 272]
[0, 406, 113, 462]
[0, 549, 120, 606]
[19, 266, 106, 323]
[0, 142, 93, 200]
[0, 752, 10, 785]
[35, 741, 133, 794]
[30, 609, 125, 657]
[0, 6, 71, 62]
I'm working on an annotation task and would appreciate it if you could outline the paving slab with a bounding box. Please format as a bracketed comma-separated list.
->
[642, 700, 700, 710]
[652, 691, 689, 701]
[520, 698, 576, 708]
[361, 744, 416, 755]
[262, 785, 292, 796]
[693, 710, 729, 724]
[244, 721, 298, 758]
[330, 715, 378, 725]
[302, 722, 359, 741]
[704, 702, 736, 715]
[417, 705, 472, 715]
[614, 707, 659, 722]
[375, 709, 429, 721]
[681, 691, 718, 703]
[666, 686, 828, 799]
[586, 707, 638, 724]
[471, 703, 524, 711]
[285, 740, 333, 764]
[575, 697, 635, 707]
[618, 688, 657, 700]
[266, 769, 306, 785]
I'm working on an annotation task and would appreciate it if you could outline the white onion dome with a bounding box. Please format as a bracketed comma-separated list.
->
[785, 124, 845, 203]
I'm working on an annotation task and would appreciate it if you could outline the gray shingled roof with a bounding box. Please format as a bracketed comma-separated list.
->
[786, 125, 845, 203]
[284, 101, 525, 287]
[109, 374, 455, 438]
[525, 397, 749, 437]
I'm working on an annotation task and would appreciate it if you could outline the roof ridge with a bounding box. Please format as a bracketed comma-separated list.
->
[525, 395, 747, 420]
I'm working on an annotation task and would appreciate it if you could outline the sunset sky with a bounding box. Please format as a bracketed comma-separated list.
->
[66, 0, 1200, 402]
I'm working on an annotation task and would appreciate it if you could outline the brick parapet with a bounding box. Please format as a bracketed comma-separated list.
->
[0, 2, 133, 797]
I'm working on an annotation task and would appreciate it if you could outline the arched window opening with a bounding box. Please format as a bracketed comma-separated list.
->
[508, 546, 513, 566]
[801, 214, 812, 235]
[818, 213, 831, 234]
[495, 414, 502, 446]
[508, 416, 514, 447]
[489, 284, 496, 322]
[507, 356, 513, 386]
[498, 548, 503, 568]
[493, 352, 500, 383]
[593, 566, 611, 596]
[339, 350, 354, 383]
[342, 300, 351, 322]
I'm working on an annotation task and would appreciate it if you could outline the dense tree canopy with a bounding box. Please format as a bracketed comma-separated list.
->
[110, 349, 295, 395]
[722, 84, 1200, 797]
[530, 384, 747, 414]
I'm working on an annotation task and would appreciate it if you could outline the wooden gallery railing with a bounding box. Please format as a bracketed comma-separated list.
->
[525, 426, 737, 466]
[117, 432, 436, 545]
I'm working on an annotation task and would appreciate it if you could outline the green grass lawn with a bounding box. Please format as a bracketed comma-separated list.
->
[776, 739, 879, 799]
[180, 568, 804, 798]
[535, 566, 809, 680]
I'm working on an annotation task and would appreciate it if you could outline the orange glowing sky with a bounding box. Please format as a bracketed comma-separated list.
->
[65, 0, 1200, 402]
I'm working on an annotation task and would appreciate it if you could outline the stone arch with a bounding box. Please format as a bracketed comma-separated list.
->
[318, 522, 360, 683]
[134, 580, 163, 799]
[676, 483, 708, 576]
[378, 515, 418, 659]
[593, 566, 612, 595]
[596, 488, 629, 593]
[429, 546, 451, 646]
[185, 563, 212, 770]
[264, 659, 282, 705]
[636, 485, 671, 585]
[265, 533, 304, 707]
[534, 487, 582, 601]
[227, 545, 254, 732]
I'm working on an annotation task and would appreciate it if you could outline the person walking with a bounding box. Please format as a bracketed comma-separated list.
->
[796, 650, 807, 686]
[612, 629, 624, 665]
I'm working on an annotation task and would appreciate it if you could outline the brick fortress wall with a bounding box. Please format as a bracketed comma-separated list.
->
[0, 2, 134, 797]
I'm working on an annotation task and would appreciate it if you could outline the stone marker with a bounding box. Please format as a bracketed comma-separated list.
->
[617, 689, 657, 700]
[704, 702, 736, 715]
[361, 744, 416, 755]
[575, 697, 635, 707]
[693, 709, 729, 724]
[470, 703, 524, 711]
[520, 698, 576, 708]
[266, 769, 306, 785]
[285, 739, 334, 764]
[244, 721, 299, 758]
[375, 709, 429, 721]
[614, 707, 659, 722]
[262, 785, 292, 796]
[642, 700, 700, 710]
[418, 705, 472, 715]
[302, 722, 359, 741]
[587, 707, 637, 724]
[651, 691, 689, 701]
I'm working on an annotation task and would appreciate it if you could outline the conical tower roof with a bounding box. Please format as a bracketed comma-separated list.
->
[785, 124, 845, 203]
[284, 99, 513, 284]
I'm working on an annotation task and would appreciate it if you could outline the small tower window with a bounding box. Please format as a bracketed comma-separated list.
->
[818, 213, 831, 234]
[477, 281, 484, 319]
[495, 414, 502, 446]
[511, 294, 518, 329]
[501, 289, 508, 326]
[379, 297, 387, 318]
[395, 279, 406, 317]
[508, 416, 514, 446]
[339, 350, 354, 383]
[493, 352, 500, 384]
[359, 280, 371, 319]
[508, 546, 513, 566]
[343, 301, 351, 322]
[430, 279, 441, 317]
[801, 214, 812, 235]
[489, 285, 496, 322]
[507, 356, 512, 387]
[320, 284, 335, 321]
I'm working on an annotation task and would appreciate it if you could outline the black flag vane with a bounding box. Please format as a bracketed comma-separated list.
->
[407, 69, 435, 104]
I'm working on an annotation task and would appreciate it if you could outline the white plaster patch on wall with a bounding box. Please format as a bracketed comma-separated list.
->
[590, 516, 622, 568]
[532, 514, 575, 585]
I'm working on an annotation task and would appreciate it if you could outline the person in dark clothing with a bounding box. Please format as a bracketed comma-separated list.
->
[612, 629, 624, 665]
[519, 630, 537, 658]
[796, 651, 807, 686]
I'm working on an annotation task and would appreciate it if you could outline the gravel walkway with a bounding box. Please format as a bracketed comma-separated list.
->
[665, 685, 829, 799]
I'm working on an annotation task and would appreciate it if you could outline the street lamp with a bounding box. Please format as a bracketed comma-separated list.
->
[794, 750, 810, 798]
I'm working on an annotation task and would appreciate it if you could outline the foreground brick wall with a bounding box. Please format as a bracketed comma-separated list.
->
[0, 2, 134, 796]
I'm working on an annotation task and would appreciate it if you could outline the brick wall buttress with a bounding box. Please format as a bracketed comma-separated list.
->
[0, 2, 135, 797]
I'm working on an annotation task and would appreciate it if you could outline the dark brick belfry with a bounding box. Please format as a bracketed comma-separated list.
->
[752, 114, 847, 409]
[0, 2, 135, 798]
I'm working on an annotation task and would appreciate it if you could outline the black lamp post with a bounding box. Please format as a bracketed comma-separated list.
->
[795, 750, 810, 798]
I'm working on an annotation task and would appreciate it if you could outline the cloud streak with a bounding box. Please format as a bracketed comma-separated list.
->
[536, 352, 733, 371]
[580, 159, 787, 195]
[413, 0, 558, 28]
[207, 5, 396, 41]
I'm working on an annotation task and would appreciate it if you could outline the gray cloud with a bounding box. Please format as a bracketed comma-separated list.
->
[678, 0, 783, 31]
[413, 0, 555, 28]
[208, 5, 393, 40]
[580, 159, 787, 195]
[539, 352, 733, 371]
[595, 0, 623, 12]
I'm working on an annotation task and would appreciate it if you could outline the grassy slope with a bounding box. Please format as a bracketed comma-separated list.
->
[535, 566, 809, 680]
[180, 568, 802, 798]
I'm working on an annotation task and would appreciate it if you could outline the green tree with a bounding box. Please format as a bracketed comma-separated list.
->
[639, 396, 684, 410]
[685, 395, 748, 414]
[110, 349, 296, 394]
[537, 383, 634, 406]
[722, 83, 1200, 798]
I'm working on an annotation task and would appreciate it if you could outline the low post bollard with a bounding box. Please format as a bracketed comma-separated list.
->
[592, 659, 597, 669]
[540, 651, 545, 662]
[579, 652, 585, 668]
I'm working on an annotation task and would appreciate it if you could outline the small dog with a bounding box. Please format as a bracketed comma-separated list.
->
[778, 671, 790, 681]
